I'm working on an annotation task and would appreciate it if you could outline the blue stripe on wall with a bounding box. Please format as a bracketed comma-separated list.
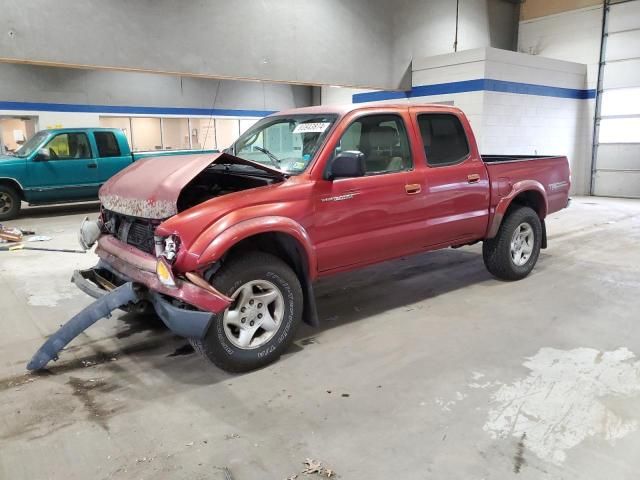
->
[352, 78, 596, 103]
[0, 101, 276, 117]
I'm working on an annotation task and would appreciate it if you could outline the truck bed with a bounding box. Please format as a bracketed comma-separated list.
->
[481, 154, 564, 163]
[483, 154, 571, 216]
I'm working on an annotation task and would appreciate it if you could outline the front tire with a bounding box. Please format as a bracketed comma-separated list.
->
[483, 206, 542, 281]
[190, 252, 303, 372]
[0, 184, 21, 221]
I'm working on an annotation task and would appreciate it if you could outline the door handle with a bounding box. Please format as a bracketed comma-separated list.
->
[405, 183, 421, 195]
[467, 174, 480, 183]
[87, 163, 97, 169]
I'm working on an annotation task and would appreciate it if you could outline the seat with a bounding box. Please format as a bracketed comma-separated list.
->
[363, 126, 401, 173]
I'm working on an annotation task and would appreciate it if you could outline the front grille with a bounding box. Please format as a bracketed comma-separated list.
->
[104, 210, 158, 255]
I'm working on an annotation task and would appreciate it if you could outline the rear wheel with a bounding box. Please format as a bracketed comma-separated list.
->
[190, 251, 303, 372]
[483, 206, 542, 281]
[0, 184, 20, 221]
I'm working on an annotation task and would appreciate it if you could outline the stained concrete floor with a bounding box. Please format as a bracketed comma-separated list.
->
[1, 197, 639, 480]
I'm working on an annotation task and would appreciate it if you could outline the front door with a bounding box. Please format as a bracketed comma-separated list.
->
[313, 112, 425, 272]
[26, 131, 99, 202]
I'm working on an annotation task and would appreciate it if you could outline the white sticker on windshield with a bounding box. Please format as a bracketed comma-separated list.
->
[293, 122, 331, 134]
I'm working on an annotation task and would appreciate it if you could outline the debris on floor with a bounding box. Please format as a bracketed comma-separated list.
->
[0, 244, 86, 254]
[301, 458, 336, 477]
[0, 225, 23, 242]
[26, 235, 52, 242]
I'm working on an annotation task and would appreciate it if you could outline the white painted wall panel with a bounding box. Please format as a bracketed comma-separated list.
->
[517, 6, 602, 88]
[605, 30, 640, 62]
[596, 144, 640, 171]
[593, 171, 640, 198]
[603, 59, 640, 89]
[608, 1, 640, 33]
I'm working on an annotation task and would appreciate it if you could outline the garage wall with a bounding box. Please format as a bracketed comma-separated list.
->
[328, 48, 593, 195]
[0, 62, 313, 127]
[0, 0, 519, 90]
[518, 5, 603, 87]
[520, 0, 602, 20]
[517, 4, 604, 196]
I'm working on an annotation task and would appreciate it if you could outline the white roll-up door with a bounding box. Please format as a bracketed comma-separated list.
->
[593, 0, 640, 198]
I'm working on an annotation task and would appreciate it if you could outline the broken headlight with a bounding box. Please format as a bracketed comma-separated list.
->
[155, 234, 180, 262]
[78, 216, 103, 250]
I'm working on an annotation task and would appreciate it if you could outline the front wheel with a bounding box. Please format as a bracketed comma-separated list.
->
[0, 184, 21, 221]
[190, 251, 303, 372]
[483, 206, 542, 281]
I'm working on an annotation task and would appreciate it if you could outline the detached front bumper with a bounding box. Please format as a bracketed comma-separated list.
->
[26, 235, 231, 371]
[85, 235, 232, 338]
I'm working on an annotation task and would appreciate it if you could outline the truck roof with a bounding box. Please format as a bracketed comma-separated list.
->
[274, 102, 464, 117]
[40, 127, 122, 135]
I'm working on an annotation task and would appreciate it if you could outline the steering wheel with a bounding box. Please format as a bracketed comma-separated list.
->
[48, 148, 59, 159]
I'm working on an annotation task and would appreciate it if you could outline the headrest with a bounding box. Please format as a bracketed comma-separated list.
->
[368, 126, 398, 149]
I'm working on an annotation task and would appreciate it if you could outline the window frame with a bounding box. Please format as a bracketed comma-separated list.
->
[94, 131, 122, 158]
[417, 113, 470, 168]
[328, 112, 414, 178]
[44, 132, 93, 160]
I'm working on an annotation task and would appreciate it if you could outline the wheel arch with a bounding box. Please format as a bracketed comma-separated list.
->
[196, 217, 319, 327]
[487, 181, 548, 239]
[0, 177, 25, 200]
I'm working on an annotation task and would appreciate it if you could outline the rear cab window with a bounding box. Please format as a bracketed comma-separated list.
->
[94, 131, 122, 157]
[417, 114, 470, 167]
[333, 114, 413, 175]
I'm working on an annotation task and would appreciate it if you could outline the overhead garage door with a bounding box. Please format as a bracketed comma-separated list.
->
[593, 0, 640, 198]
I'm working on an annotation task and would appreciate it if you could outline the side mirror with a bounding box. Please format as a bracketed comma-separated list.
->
[35, 148, 50, 161]
[326, 151, 365, 180]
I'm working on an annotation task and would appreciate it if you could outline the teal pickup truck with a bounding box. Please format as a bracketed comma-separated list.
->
[0, 127, 217, 220]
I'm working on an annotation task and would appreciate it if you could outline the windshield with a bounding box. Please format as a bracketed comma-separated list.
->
[230, 114, 337, 174]
[14, 131, 49, 158]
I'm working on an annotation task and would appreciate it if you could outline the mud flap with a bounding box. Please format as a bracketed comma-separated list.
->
[26, 282, 142, 371]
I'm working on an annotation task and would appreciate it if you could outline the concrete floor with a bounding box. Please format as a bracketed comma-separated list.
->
[1, 197, 639, 480]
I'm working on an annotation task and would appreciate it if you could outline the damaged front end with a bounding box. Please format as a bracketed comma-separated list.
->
[27, 235, 232, 371]
[27, 152, 280, 371]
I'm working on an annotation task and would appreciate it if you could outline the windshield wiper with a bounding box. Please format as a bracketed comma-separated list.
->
[254, 146, 281, 168]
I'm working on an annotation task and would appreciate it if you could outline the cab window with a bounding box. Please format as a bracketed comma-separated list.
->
[44, 133, 92, 160]
[334, 114, 412, 175]
[417, 114, 469, 166]
[94, 131, 121, 157]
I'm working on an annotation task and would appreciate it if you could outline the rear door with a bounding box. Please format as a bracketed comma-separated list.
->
[92, 130, 132, 185]
[409, 109, 490, 246]
[313, 111, 426, 272]
[26, 131, 99, 202]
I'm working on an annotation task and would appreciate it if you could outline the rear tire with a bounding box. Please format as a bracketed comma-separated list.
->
[483, 206, 542, 281]
[190, 251, 303, 372]
[0, 184, 21, 221]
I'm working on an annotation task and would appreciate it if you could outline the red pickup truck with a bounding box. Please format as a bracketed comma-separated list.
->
[28, 104, 570, 373]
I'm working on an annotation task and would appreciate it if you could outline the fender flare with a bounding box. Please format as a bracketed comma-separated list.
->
[487, 180, 548, 239]
[0, 177, 25, 197]
[196, 216, 319, 327]
[196, 215, 317, 275]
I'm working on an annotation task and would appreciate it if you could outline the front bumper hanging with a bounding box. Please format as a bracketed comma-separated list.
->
[27, 282, 142, 371]
[26, 234, 232, 372]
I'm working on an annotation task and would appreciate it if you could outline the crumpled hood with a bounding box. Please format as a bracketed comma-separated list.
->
[99, 152, 285, 219]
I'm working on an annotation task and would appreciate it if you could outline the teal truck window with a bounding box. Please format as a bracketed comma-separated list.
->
[95, 131, 121, 157]
[45, 133, 92, 160]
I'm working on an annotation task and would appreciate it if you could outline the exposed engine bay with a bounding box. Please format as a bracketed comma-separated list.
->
[177, 164, 280, 212]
